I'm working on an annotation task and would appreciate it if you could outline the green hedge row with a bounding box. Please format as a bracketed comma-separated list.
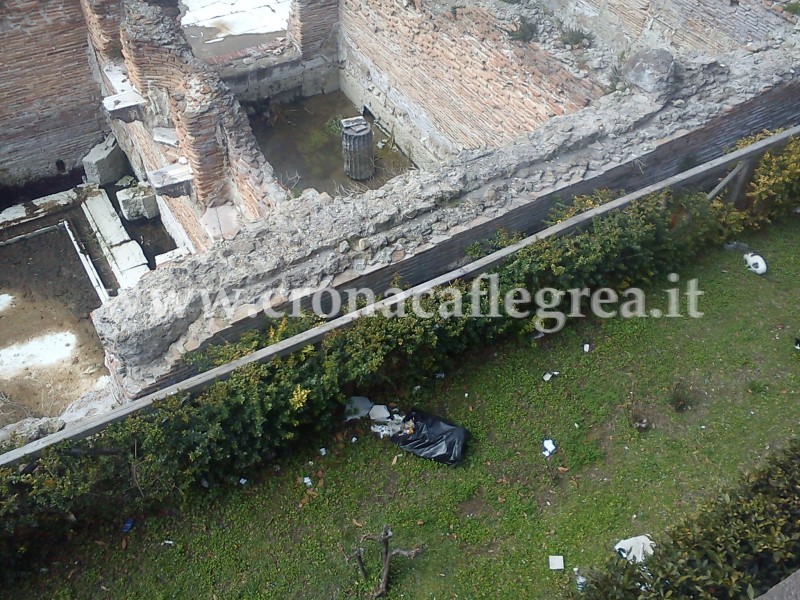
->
[576, 439, 800, 599]
[0, 133, 797, 577]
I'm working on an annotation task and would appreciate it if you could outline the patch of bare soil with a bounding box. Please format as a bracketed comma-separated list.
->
[0, 228, 106, 427]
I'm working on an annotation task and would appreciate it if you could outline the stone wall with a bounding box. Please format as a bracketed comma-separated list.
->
[0, 0, 106, 187]
[92, 33, 800, 396]
[338, 0, 602, 165]
[82, 0, 289, 249]
[542, 0, 792, 54]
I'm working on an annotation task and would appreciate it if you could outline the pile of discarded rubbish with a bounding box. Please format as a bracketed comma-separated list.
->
[344, 396, 470, 466]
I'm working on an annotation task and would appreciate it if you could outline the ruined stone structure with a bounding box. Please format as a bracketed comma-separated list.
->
[2, 0, 800, 405]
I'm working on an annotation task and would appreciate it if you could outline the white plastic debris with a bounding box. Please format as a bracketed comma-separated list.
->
[743, 252, 767, 275]
[533, 331, 546, 340]
[614, 535, 655, 563]
[238, 477, 247, 485]
[542, 439, 557, 457]
[319, 448, 327, 456]
[368, 404, 391, 421]
[574, 568, 588, 592]
[161, 540, 175, 546]
[435, 372, 446, 379]
[351, 436, 358, 443]
[794, 338, 800, 351]
[549, 555, 565, 570]
[370, 415, 405, 439]
[303, 476, 312, 487]
[582, 342, 591, 353]
[345, 396, 373, 421]
[543, 371, 561, 382]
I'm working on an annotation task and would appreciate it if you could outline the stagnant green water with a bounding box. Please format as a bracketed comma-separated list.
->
[249, 91, 413, 197]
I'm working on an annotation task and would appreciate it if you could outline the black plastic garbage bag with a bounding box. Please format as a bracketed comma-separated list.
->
[390, 409, 470, 466]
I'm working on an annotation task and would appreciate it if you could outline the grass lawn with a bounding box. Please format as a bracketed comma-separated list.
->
[11, 217, 800, 600]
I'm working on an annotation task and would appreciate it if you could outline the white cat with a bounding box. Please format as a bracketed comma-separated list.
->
[743, 252, 767, 275]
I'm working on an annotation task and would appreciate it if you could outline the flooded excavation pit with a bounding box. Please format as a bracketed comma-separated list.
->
[0, 226, 108, 428]
[249, 91, 414, 196]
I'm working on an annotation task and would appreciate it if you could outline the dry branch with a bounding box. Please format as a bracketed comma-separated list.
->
[348, 524, 426, 598]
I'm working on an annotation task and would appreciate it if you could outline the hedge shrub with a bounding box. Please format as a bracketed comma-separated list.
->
[0, 134, 798, 578]
[575, 440, 800, 599]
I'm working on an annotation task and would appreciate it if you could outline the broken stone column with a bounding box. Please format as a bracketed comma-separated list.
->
[342, 116, 374, 180]
[117, 183, 160, 221]
[83, 135, 130, 185]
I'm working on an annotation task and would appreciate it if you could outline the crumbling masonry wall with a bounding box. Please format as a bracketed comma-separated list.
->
[83, 0, 288, 250]
[543, 0, 794, 55]
[339, 0, 603, 164]
[0, 0, 106, 187]
[288, 0, 340, 60]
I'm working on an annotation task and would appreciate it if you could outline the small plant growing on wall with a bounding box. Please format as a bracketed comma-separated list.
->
[560, 26, 594, 47]
[786, 2, 800, 15]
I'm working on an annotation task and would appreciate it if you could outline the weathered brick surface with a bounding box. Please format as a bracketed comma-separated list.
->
[339, 0, 602, 155]
[110, 0, 282, 234]
[80, 0, 121, 62]
[287, 0, 339, 59]
[0, 0, 106, 186]
[555, 0, 789, 53]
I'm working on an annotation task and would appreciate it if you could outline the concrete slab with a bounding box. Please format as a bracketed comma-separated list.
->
[83, 136, 130, 185]
[118, 184, 159, 221]
[201, 203, 241, 240]
[81, 189, 149, 290]
[147, 163, 193, 198]
[153, 127, 180, 147]
[103, 90, 147, 123]
[180, 0, 291, 41]
[0, 189, 79, 229]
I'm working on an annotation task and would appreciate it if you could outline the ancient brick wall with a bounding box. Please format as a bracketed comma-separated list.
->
[92, 0, 284, 245]
[339, 0, 602, 162]
[0, 0, 106, 187]
[287, 0, 340, 60]
[545, 0, 791, 54]
[79, 0, 121, 62]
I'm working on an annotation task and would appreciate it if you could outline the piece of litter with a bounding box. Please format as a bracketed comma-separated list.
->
[162, 540, 175, 546]
[391, 455, 398, 466]
[368, 404, 391, 421]
[533, 331, 546, 340]
[549, 555, 565, 570]
[464, 393, 469, 398]
[351, 436, 358, 443]
[614, 535, 655, 563]
[122, 518, 135, 534]
[435, 372, 445, 379]
[303, 476, 312, 487]
[723, 240, 748, 251]
[574, 567, 588, 591]
[543, 371, 561, 382]
[574, 423, 579, 429]
[413, 385, 421, 391]
[582, 342, 591, 353]
[319, 448, 327, 456]
[344, 396, 373, 421]
[542, 439, 557, 458]
[200, 477, 210, 489]
[700, 425, 706, 429]
[794, 338, 800, 351]
[238, 478, 247, 485]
